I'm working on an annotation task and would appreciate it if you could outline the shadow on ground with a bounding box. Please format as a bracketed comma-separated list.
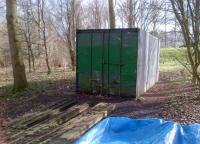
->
[0, 69, 199, 136]
[110, 72, 200, 124]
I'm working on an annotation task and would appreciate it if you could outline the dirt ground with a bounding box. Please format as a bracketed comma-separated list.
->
[111, 71, 200, 124]
[0, 107, 6, 144]
[0, 68, 200, 143]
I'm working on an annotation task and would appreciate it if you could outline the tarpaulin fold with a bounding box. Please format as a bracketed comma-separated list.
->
[75, 117, 200, 144]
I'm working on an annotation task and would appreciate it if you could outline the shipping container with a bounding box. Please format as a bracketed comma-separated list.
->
[76, 28, 160, 98]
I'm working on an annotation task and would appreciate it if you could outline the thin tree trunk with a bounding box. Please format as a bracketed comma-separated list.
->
[68, 33, 75, 71]
[128, 0, 134, 28]
[30, 46, 35, 72]
[27, 25, 35, 72]
[37, 0, 42, 57]
[24, 33, 31, 73]
[26, 36, 35, 73]
[66, 0, 76, 71]
[42, 23, 51, 74]
[24, 21, 33, 73]
[164, 2, 167, 48]
[41, 0, 51, 74]
[27, 38, 32, 73]
[71, 0, 76, 71]
[108, 0, 115, 28]
[6, 0, 28, 91]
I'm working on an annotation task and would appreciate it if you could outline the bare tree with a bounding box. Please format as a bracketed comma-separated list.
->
[20, 0, 35, 73]
[41, 0, 51, 74]
[170, 0, 200, 88]
[6, 0, 28, 91]
[69, 0, 76, 71]
[85, 0, 109, 29]
[50, 0, 82, 71]
[88, 0, 102, 29]
[137, 0, 164, 31]
[117, 0, 137, 28]
[108, 0, 115, 28]
[128, 0, 135, 28]
[37, 0, 42, 57]
[117, 0, 163, 31]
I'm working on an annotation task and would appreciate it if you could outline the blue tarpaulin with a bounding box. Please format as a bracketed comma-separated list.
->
[75, 117, 200, 144]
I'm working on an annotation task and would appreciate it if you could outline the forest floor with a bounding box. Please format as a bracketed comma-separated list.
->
[0, 66, 200, 143]
[111, 70, 200, 124]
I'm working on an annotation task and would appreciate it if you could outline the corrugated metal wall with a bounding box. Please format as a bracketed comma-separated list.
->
[76, 29, 160, 98]
[136, 30, 160, 97]
[76, 29, 139, 97]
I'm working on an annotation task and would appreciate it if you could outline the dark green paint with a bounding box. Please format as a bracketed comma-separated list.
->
[76, 29, 139, 97]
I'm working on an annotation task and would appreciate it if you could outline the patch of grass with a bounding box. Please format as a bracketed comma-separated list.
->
[0, 80, 56, 98]
[160, 48, 188, 71]
[0, 70, 74, 99]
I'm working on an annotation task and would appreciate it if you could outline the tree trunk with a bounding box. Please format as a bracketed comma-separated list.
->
[128, 0, 135, 28]
[27, 25, 35, 72]
[67, 32, 75, 71]
[170, 0, 200, 90]
[37, 0, 42, 57]
[43, 29, 51, 74]
[6, 0, 28, 91]
[108, 0, 115, 28]
[71, 0, 76, 71]
[24, 31, 33, 73]
[42, 23, 51, 74]
[41, 0, 51, 74]
[27, 42, 32, 73]
[66, 0, 76, 71]
[30, 46, 35, 72]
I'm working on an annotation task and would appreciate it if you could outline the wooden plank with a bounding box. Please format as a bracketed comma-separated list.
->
[47, 113, 107, 144]
[28, 103, 115, 144]
[7, 99, 74, 129]
[7, 102, 115, 144]
[9, 103, 89, 144]
[8, 99, 76, 130]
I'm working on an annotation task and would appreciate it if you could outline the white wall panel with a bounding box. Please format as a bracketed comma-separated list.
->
[136, 30, 160, 97]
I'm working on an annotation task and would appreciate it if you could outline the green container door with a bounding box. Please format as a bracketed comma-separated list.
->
[76, 32, 91, 93]
[77, 29, 138, 97]
[121, 30, 138, 96]
[91, 32, 104, 94]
